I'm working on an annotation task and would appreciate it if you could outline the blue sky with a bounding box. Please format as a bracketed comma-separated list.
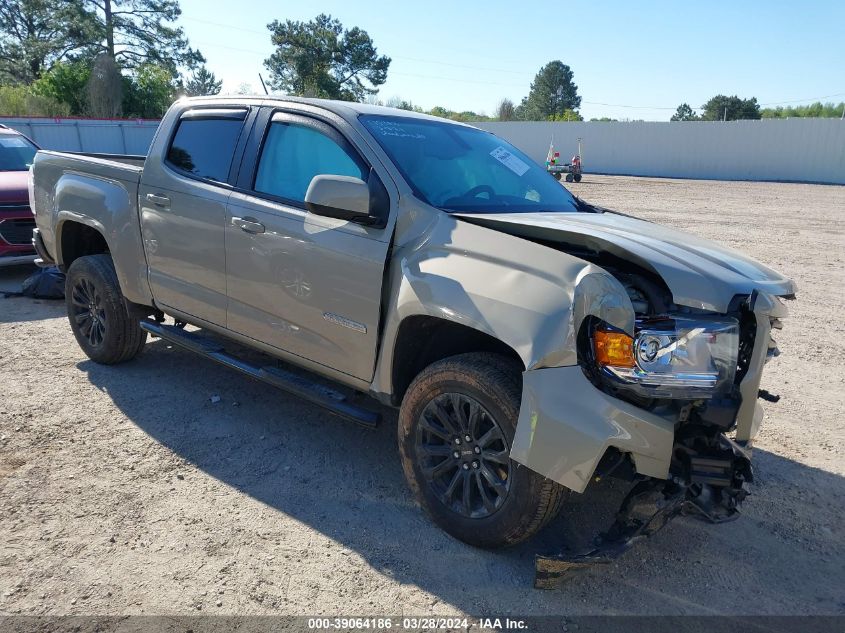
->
[178, 0, 845, 120]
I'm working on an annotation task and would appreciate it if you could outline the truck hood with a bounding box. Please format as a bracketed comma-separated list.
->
[0, 170, 30, 205]
[454, 211, 796, 313]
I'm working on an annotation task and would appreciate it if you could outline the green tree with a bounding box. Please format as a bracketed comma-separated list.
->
[495, 97, 515, 121]
[0, 84, 69, 115]
[700, 95, 761, 121]
[0, 0, 99, 83]
[670, 103, 698, 121]
[429, 105, 450, 119]
[184, 65, 221, 96]
[761, 101, 845, 118]
[423, 104, 489, 122]
[385, 95, 421, 112]
[31, 59, 91, 114]
[264, 14, 390, 101]
[122, 62, 176, 118]
[518, 61, 581, 121]
[82, 0, 203, 74]
[549, 108, 583, 121]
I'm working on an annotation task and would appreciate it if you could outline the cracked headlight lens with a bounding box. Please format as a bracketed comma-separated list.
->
[593, 316, 739, 399]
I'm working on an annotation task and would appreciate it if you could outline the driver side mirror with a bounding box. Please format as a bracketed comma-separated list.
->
[304, 173, 388, 228]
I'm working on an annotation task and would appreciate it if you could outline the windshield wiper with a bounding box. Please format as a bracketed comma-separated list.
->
[573, 196, 606, 213]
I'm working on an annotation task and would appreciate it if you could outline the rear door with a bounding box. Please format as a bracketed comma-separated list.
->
[224, 109, 396, 381]
[139, 107, 252, 325]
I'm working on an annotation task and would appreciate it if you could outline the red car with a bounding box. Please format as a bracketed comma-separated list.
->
[0, 124, 38, 266]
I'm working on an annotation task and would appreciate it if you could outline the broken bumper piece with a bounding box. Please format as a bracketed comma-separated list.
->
[535, 433, 752, 589]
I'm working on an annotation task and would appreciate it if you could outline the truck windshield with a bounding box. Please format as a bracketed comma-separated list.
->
[0, 134, 37, 171]
[359, 114, 578, 214]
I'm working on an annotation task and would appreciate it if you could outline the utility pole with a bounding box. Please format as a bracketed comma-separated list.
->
[723, 106, 727, 122]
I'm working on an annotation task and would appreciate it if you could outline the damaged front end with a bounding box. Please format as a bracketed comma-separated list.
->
[535, 432, 752, 588]
[521, 279, 790, 588]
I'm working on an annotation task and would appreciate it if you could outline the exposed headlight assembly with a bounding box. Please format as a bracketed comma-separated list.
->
[592, 316, 739, 399]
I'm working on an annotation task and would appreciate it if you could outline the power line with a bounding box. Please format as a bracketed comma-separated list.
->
[184, 16, 530, 75]
[581, 100, 677, 110]
[183, 15, 530, 66]
[583, 92, 845, 111]
[758, 92, 845, 105]
[191, 40, 529, 88]
[190, 36, 843, 110]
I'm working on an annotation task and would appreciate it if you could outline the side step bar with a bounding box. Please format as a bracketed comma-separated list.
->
[140, 320, 380, 429]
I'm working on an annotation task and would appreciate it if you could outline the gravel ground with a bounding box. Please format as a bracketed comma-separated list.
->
[1, 175, 843, 617]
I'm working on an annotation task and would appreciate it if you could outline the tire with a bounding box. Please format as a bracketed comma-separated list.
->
[398, 353, 566, 548]
[65, 254, 146, 365]
[553, 172, 562, 181]
[565, 173, 574, 182]
[574, 173, 582, 182]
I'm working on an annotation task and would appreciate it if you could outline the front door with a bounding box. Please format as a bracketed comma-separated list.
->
[139, 107, 249, 325]
[224, 112, 394, 381]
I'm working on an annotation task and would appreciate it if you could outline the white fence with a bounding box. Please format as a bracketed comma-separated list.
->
[2, 115, 843, 184]
[474, 118, 845, 185]
[0, 116, 159, 155]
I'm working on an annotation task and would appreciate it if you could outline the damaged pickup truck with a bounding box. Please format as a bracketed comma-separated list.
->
[29, 97, 795, 583]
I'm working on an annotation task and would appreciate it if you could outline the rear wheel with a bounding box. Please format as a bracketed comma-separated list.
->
[66, 254, 146, 364]
[553, 172, 562, 181]
[565, 173, 574, 182]
[574, 173, 582, 182]
[398, 353, 566, 548]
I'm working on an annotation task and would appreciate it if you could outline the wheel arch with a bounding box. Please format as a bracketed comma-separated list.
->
[56, 217, 109, 269]
[388, 315, 524, 406]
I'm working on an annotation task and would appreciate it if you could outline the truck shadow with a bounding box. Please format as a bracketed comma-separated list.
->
[79, 338, 845, 615]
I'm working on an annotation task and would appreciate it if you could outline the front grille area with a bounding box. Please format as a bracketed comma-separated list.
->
[0, 218, 36, 245]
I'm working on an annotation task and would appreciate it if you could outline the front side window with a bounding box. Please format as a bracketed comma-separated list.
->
[166, 117, 244, 183]
[254, 122, 366, 204]
[359, 114, 579, 214]
[0, 134, 37, 171]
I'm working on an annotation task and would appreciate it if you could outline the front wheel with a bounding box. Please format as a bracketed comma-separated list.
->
[66, 254, 147, 364]
[574, 173, 582, 182]
[398, 353, 566, 548]
[565, 173, 574, 182]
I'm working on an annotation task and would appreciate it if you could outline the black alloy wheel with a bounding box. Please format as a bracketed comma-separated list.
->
[70, 275, 107, 348]
[65, 254, 147, 364]
[415, 392, 512, 519]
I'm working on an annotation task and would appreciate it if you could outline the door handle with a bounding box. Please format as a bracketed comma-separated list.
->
[231, 216, 265, 234]
[146, 193, 171, 208]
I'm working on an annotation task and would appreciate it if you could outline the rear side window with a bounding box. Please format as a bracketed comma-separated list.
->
[166, 117, 244, 183]
[254, 122, 366, 204]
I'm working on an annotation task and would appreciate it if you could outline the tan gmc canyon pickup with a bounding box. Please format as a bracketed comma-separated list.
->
[29, 96, 795, 584]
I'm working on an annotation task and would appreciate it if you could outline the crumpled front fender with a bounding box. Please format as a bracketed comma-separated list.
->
[371, 211, 637, 398]
[735, 290, 788, 443]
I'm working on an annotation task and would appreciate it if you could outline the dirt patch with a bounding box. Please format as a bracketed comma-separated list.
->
[1, 176, 843, 616]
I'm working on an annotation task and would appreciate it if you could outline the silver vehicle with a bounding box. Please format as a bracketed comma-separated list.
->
[29, 97, 795, 584]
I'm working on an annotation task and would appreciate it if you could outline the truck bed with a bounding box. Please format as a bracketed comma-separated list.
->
[30, 149, 150, 305]
[64, 151, 146, 169]
[40, 151, 146, 180]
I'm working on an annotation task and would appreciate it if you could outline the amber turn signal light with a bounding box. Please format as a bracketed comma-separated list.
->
[594, 329, 636, 368]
